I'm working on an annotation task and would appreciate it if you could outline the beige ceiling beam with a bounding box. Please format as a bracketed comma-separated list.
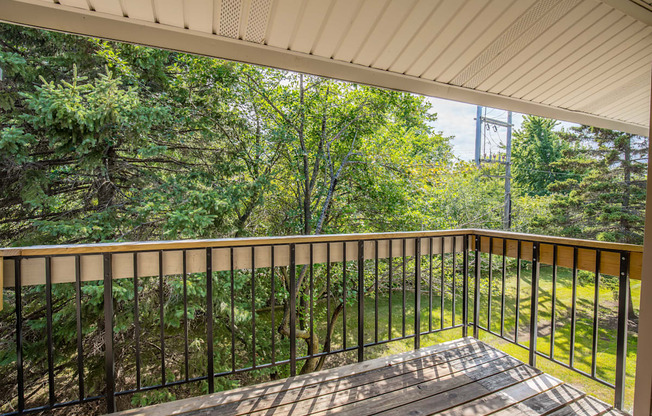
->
[1, 0, 649, 136]
[602, 0, 652, 26]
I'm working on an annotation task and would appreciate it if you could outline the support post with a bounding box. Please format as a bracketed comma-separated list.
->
[615, 252, 629, 410]
[529, 243, 540, 367]
[414, 238, 421, 350]
[633, 67, 652, 416]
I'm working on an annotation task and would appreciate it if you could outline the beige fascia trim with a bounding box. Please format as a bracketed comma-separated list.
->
[1, 0, 649, 136]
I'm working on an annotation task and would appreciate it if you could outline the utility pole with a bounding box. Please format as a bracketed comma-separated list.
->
[503, 111, 512, 230]
[474, 106, 513, 229]
[475, 106, 482, 167]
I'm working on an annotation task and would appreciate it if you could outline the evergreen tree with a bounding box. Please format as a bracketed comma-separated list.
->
[546, 126, 647, 244]
[512, 116, 569, 197]
[543, 126, 647, 319]
[0, 24, 270, 245]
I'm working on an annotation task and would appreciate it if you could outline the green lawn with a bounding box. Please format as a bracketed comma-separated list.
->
[319, 257, 641, 413]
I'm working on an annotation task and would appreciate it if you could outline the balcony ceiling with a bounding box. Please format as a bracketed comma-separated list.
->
[2, 0, 652, 135]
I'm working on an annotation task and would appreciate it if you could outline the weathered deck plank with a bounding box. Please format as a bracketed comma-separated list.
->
[252, 349, 513, 416]
[492, 383, 587, 415]
[115, 337, 475, 416]
[112, 338, 626, 416]
[434, 374, 563, 416]
[222, 341, 501, 415]
[370, 364, 539, 416]
[546, 396, 615, 416]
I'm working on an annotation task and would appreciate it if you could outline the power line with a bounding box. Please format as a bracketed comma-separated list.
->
[475, 106, 513, 229]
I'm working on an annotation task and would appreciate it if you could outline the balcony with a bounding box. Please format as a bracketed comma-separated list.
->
[0, 229, 641, 415]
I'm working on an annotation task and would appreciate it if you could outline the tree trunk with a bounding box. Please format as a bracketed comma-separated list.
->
[278, 297, 323, 375]
[315, 302, 344, 371]
[97, 145, 117, 210]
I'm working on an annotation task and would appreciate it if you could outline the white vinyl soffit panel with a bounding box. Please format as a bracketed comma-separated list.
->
[1, 0, 651, 135]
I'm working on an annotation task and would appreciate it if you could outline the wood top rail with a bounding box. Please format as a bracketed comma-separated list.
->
[0, 229, 644, 289]
[473, 229, 643, 253]
[0, 229, 643, 256]
[0, 229, 474, 256]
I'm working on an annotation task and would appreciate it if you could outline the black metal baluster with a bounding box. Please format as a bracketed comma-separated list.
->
[158, 251, 166, 386]
[488, 238, 493, 332]
[343, 242, 347, 350]
[550, 245, 557, 359]
[103, 253, 115, 413]
[45, 256, 55, 407]
[133, 254, 141, 391]
[462, 236, 469, 338]
[473, 236, 480, 339]
[429, 237, 433, 332]
[75, 255, 85, 399]
[570, 247, 578, 368]
[374, 240, 379, 344]
[289, 244, 297, 376]
[183, 251, 189, 381]
[440, 238, 445, 331]
[402, 238, 406, 338]
[326, 243, 331, 352]
[515, 242, 521, 343]
[529, 243, 540, 367]
[452, 238, 457, 328]
[15, 258, 24, 413]
[501, 239, 506, 338]
[271, 246, 276, 364]
[358, 240, 365, 362]
[389, 240, 393, 340]
[614, 252, 629, 410]
[310, 244, 314, 358]
[230, 248, 235, 373]
[206, 248, 214, 393]
[591, 250, 601, 378]
[414, 238, 421, 349]
[252, 246, 257, 368]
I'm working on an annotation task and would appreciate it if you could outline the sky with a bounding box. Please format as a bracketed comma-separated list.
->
[427, 97, 578, 161]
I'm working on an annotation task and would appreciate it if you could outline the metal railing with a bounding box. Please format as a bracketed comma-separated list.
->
[0, 230, 642, 414]
[469, 232, 639, 410]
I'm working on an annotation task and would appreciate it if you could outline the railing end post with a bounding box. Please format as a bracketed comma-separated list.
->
[462, 235, 469, 338]
[528, 243, 540, 368]
[473, 235, 480, 340]
[103, 253, 116, 414]
[358, 240, 365, 362]
[289, 244, 297, 376]
[206, 248, 214, 394]
[414, 238, 421, 350]
[614, 251, 630, 410]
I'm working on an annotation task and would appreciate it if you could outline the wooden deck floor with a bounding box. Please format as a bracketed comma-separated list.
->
[114, 338, 627, 416]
